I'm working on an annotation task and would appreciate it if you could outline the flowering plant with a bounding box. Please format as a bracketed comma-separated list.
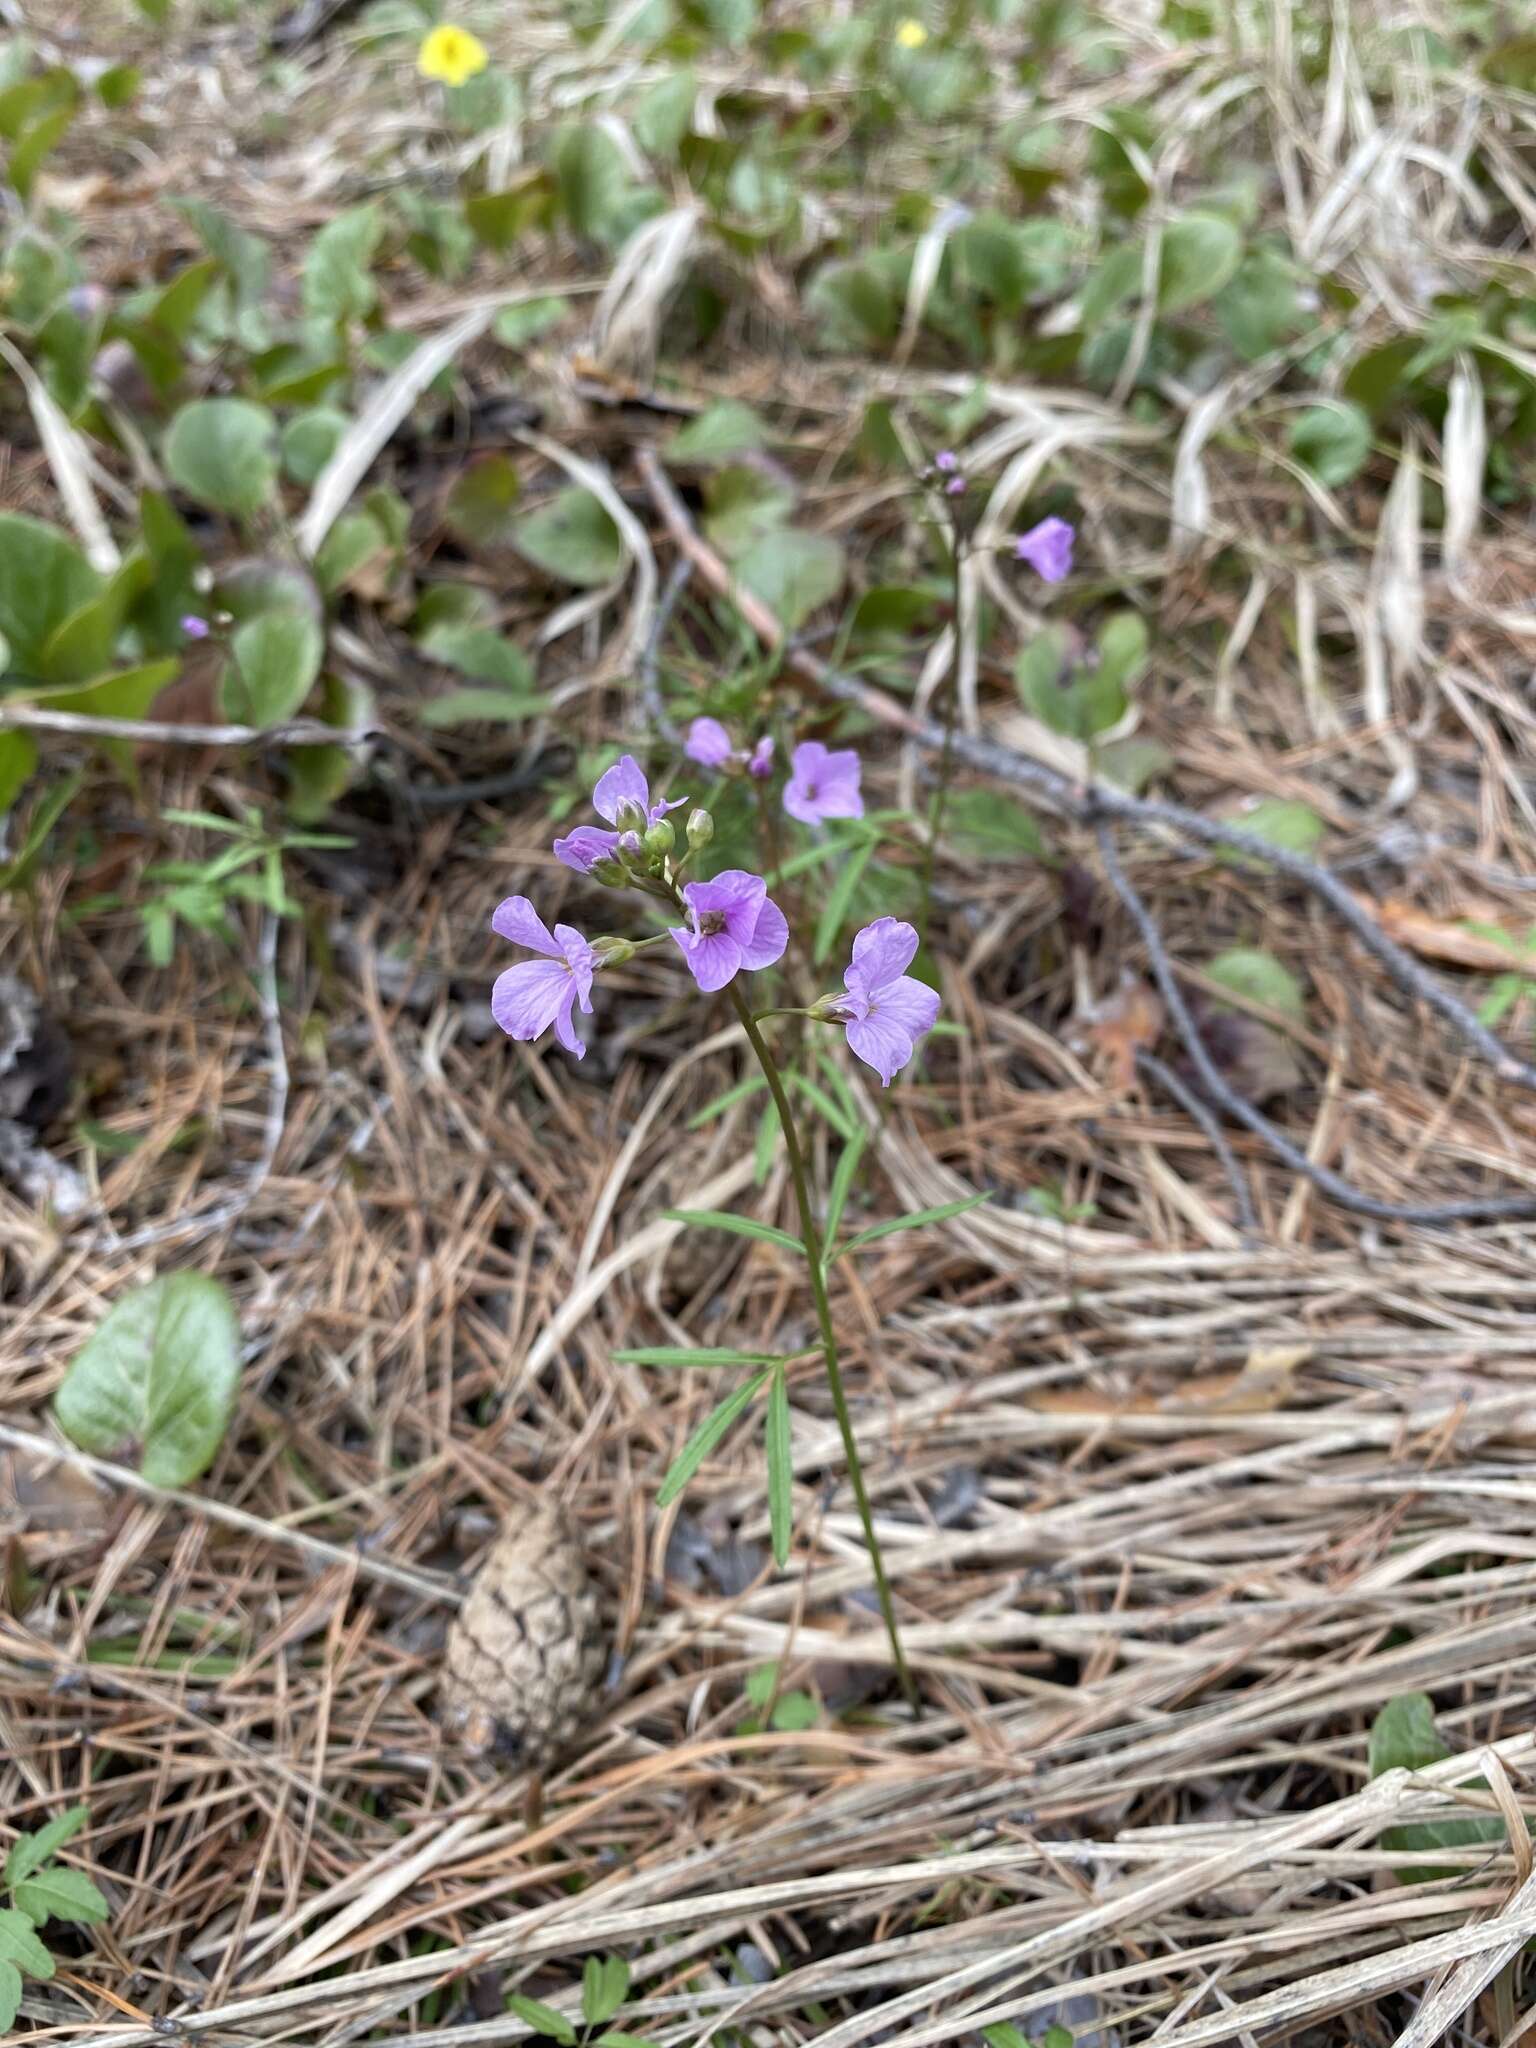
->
[491, 747, 982, 1703]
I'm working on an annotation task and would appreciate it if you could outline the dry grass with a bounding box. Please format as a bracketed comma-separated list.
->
[5, 0, 1536, 2043]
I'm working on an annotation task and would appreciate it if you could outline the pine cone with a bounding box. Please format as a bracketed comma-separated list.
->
[441, 1504, 606, 1768]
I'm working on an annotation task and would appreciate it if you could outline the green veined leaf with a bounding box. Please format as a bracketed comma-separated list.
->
[615, 1347, 791, 1368]
[507, 1994, 577, 2043]
[0, 1907, 53, 1979]
[765, 1363, 793, 1568]
[656, 1369, 770, 1508]
[4, 1806, 88, 1887]
[665, 1209, 801, 1255]
[830, 1192, 991, 1264]
[581, 1956, 630, 2029]
[13, 1866, 109, 1928]
[812, 835, 875, 964]
[686, 1072, 768, 1130]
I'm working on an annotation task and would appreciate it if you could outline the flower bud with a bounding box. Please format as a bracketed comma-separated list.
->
[591, 936, 636, 968]
[686, 807, 714, 850]
[807, 991, 851, 1022]
[613, 797, 648, 835]
[643, 817, 675, 859]
[617, 830, 644, 865]
[591, 858, 628, 887]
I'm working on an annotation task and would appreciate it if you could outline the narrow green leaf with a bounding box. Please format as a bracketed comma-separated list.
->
[4, 1806, 87, 1887]
[792, 1072, 855, 1141]
[0, 732, 38, 815]
[685, 1073, 768, 1130]
[0, 1959, 19, 2034]
[813, 836, 875, 964]
[656, 1370, 769, 1507]
[507, 1994, 577, 2043]
[765, 1364, 793, 1568]
[753, 1097, 780, 1185]
[0, 770, 83, 893]
[665, 1209, 801, 1255]
[824, 1128, 868, 1245]
[596, 2034, 663, 2048]
[831, 1192, 991, 1264]
[615, 1347, 789, 1368]
[13, 1867, 109, 1928]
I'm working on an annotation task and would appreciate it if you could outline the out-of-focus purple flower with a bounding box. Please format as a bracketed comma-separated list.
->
[180, 614, 211, 640]
[555, 753, 684, 873]
[783, 741, 863, 826]
[1015, 517, 1075, 584]
[944, 476, 967, 497]
[685, 716, 734, 769]
[490, 897, 599, 1059]
[669, 869, 788, 992]
[747, 734, 775, 779]
[934, 450, 960, 473]
[834, 918, 940, 1085]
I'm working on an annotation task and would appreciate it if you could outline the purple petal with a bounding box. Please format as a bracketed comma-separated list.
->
[685, 717, 733, 768]
[553, 826, 621, 874]
[1015, 517, 1075, 584]
[550, 985, 587, 1059]
[934, 450, 959, 472]
[784, 741, 863, 825]
[738, 893, 788, 972]
[873, 974, 940, 1038]
[553, 924, 597, 1009]
[491, 896, 560, 956]
[844, 1011, 918, 1087]
[593, 754, 650, 824]
[846, 917, 918, 995]
[944, 475, 967, 496]
[683, 869, 768, 947]
[180, 613, 211, 640]
[649, 793, 689, 822]
[668, 925, 744, 992]
[492, 958, 573, 1041]
[748, 735, 775, 779]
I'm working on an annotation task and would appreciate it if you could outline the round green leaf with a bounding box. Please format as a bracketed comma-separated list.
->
[0, 512, 101, 673]
[53, 1273, 242, 1488]
[1288, 401, 1372, 488]
[164, 399, 279, 519]
[1158, 211, 1243, 313]
[1205, 947, 1306, 1024]
[735, 529, 844, 631]
[444, 454, 522, 550]
[281, 407, 350, 487]
[512, 488, 624, 586]
[228, 611, 324, 727]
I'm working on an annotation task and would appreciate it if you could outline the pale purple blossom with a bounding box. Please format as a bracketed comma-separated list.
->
[933, 450, 960, 473]
[748, 734, 775, 779]
[490, 897, 599, 1059]
[554, 753, 684, 873]
[783, 741, 863, 826]
[833, 918, 940, 1086]
[685, 716, 734, 769]
[1015, 517, 1075, 584]
[944, 475, 967, 497]
[180, 613, 211, 640]
[669, 869, 788, 992]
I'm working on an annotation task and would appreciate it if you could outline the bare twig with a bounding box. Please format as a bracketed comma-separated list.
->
[1135, 1047, 1260, 1239]
[0, 705, 379, 749]
[1098, 825, 1536, 1225]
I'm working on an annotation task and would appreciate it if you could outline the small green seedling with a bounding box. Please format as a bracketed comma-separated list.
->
[0, 1805, 110, 2031]
[509, 1954, 661, 2048]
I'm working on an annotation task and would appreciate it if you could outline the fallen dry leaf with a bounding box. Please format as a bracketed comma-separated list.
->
[1355, 894, 1536, 975]
[1074, 971, 1166, 1091]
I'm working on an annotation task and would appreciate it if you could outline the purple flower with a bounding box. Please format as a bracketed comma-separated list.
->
[934, 450, 960, 473]
[835, 918, 940, 1086]
[747, 734, 775, 779]
[1015, 517, 1075, 584]
[783, 741, 863, 826]
[669, 869, 788, 992]
[944, 475, 967, 497]
[180, 613, 211, 640]
[685, 716, 734, 769]
[490, 897, 599, 1059]
[554, 753, 684, 873]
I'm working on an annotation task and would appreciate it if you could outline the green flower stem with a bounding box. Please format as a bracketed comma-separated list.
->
[725, 981, 919, 1712]
[917, 528, 964, 949]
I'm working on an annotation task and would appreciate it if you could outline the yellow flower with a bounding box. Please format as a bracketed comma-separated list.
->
[895, 17, 928, 47]
[418, 23, 489, 88]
